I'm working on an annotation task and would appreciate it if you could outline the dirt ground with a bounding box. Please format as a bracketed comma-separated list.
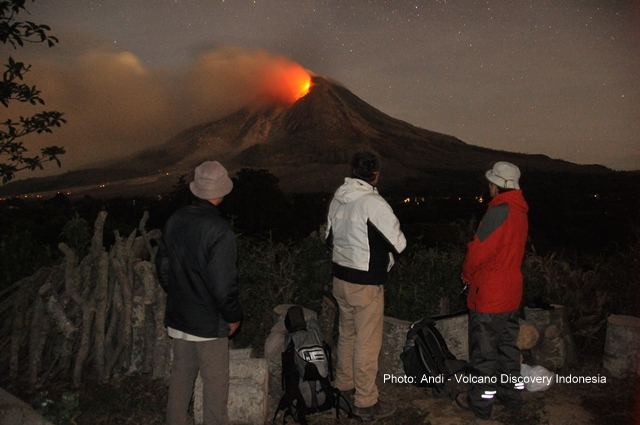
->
[2, 355, 637, 425]
[267, 354, 638, 425]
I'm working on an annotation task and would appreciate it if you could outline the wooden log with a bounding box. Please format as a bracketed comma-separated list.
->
[129, 281, 146, 374]
[59, 243, 79, 297]
[28, 291, 50, 385]
[46, 292, 77, 338]
[107, 257, 133, 377]
[90, 211, 108, 256]
[524, 304, 577, 370]
[152, 286, 169, 379]
[73, 301, 96, 387]
[141, 304, 156, 374]
[124, 229, 137, 284]
[137, 211, 156, 262]
[9, 304, 25, 379]
[134, 261, 157, 306]
[94, 251, 110, 381]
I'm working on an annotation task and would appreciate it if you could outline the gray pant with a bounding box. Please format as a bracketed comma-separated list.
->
[167, 338, 230, 425]
[467, 310, 523, 418]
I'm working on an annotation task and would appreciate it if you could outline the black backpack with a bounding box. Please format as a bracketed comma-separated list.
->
[400, 317, 468, 397]
[273, 306, 353, 424]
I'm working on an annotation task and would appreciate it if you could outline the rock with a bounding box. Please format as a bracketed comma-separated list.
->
[602, 314, 640, 378]
[435, 313, 469, 361]
[0, 388, 53, 425]
[193, 348, 269, 425]
[263, 304, 318, 379]
[524, 304, 577, 370]
[517, 322, 540, 350]
[379, 316, 412, 376]
[536, 325, 565, 370]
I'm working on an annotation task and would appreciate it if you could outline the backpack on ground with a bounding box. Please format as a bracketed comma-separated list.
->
[400, 317, 468, 397]
[273, 305, 353, 424]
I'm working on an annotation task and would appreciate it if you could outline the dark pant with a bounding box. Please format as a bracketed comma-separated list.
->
[167, 338, 230, 425]
[467, 309, 523, 418]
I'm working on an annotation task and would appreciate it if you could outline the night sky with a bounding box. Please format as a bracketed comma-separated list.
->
[5, 0, 639, 175]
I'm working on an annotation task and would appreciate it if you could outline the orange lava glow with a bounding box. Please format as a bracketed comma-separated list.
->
[261, 63, 312, 104]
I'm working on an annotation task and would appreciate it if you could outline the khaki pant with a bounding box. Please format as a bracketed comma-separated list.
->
[167, 337, 230, 425]
[332, 277, 384, 408]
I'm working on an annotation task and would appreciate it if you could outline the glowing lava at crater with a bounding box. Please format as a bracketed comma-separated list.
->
[262, 63, 312, 104]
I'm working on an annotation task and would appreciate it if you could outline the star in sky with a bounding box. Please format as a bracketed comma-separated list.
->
[5, 0, 638, 173]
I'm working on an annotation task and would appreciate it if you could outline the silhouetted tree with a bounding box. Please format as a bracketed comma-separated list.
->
[167, 173, 193, 209]
[222, 168, 294, 237]
[0, 0, 66, 183]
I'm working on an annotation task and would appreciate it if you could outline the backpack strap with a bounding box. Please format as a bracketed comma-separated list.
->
[272, 396, 289, 424]
[324, 341, 334, 381]
[333, 388, 355, 420]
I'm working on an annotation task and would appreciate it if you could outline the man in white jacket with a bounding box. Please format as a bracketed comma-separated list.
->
[325, 152, 406, 420]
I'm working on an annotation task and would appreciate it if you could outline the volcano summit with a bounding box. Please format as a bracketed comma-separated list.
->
[0, 76, 612, 198]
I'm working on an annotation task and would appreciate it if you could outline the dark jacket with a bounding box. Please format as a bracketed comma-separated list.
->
[156, 199, 242, 338]
[462, 190, 529, 314]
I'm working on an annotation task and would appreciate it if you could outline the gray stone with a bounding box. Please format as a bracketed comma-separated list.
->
[230, 347, 253, 360]
[603, 314, 640, 379]
[379, 316, 411, 376]
[263, 304, 317, 379]
[378, 313, 470, 379]
[524, 305, 577, 371]
[538, 325, 566, 370]
[434, 313, 469, 361]
[0, 388, 53, 425]
[193, 348, 269, 425]
[228, 358, 269, 425]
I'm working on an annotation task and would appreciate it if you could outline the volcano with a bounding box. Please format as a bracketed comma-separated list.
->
[0, 76, 614, 198]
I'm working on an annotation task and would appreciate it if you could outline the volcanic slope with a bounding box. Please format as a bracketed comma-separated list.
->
[0, 76, 610, 197]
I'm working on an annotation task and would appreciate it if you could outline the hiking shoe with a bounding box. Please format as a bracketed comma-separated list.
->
[454, 393, 491, 420]
[354, 400, 396, 420]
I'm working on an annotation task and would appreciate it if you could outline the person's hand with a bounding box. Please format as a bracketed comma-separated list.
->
[228, 321, 241, 336]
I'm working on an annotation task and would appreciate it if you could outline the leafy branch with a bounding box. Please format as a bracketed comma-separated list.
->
[0, 0, 65, 183]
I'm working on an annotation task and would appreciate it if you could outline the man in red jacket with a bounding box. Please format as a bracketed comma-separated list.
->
[455, 161, 529, 420]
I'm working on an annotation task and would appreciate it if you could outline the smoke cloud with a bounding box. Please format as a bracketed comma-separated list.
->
[10, 46, 311, 176]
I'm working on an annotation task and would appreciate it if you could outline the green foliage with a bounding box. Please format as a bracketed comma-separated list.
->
[0, 226, 52, 290]
[523, 250, 607, 344]
[222, 168, 294, 238]
[167, 173, 192, 209]
[234, 231, 331, 350]
[1, 0, 66, 183]
[36, 391, 81, 425]
[0, 1, 59, 48]
[59, 212, 91, 256]
[386, 243, 467, 321]
[1, 191, 638, 360]
[521, 229, 640, 351]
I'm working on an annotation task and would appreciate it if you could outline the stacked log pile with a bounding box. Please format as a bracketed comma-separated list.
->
[0, 211, 169, 388]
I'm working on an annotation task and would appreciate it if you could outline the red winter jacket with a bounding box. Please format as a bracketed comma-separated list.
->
[462, 190, 529, 313]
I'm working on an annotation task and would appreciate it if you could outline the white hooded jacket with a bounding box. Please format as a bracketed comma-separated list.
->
[325, 178, 407, 285]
